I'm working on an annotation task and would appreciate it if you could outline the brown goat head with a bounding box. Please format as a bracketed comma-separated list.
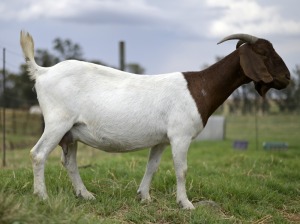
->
[218, 34, 290, 97]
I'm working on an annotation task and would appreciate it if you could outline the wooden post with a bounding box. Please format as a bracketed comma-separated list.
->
[119, 41, 125, 71]
[12, 109, 16, 134]
[2, 48, 6, 167]
[255, 94, 259, 150]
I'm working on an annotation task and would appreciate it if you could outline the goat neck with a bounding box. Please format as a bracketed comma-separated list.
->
[183, 50, 250, 126]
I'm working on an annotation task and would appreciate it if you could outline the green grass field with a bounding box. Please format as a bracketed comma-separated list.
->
[0, 115, 299, 223]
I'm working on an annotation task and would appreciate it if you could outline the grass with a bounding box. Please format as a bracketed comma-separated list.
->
[0, 114, 300, 223]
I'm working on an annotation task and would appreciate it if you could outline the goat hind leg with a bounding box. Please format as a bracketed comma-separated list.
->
[30, 123, 71, 199]
[137, 144, 166, 202]
[61, 141, 95, 200]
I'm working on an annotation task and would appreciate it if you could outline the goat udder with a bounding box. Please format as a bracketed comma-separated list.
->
[59, 131, 73, 153]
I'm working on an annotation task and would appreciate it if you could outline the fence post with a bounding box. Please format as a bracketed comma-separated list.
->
[255, 94, 259, 150]
[119, 41, 125, 71]
[2, 48, 6, 167]
[12, 108, 16, 134]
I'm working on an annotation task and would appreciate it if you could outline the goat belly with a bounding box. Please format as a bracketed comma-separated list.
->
[70, 123, 169, 152]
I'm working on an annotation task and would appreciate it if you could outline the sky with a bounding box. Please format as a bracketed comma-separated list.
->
[0, 0, 299, 75]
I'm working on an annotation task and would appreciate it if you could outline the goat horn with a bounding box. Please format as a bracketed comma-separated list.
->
[236, 40, 246, 49]
[217, 34, 259, 45]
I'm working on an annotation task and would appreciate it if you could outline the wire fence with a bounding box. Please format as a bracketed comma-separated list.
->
[1, 44, 299, 167]
[2, 92, 298, 168]
[0, 108, 42, 150]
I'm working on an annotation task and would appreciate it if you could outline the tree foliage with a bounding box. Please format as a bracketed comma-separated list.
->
[53, 38, 83, 61]
[126, 63, 145, 74]
[35, 49, 59, 67]
[274, 65, 300, 112]
[7, 65, 37, 107]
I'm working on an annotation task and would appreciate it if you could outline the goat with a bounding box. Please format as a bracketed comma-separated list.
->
[20, 31, 290, 209]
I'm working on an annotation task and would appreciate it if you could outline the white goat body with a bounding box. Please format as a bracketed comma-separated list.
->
[21, 31, 201, 209]
[20, 31, 290, 210]
[38, 60, 202, 151]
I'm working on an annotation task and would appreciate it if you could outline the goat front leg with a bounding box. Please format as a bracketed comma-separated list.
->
[60, 140, 95, 200]
[137, 144, 166, 202]
[171, 137, 194, 209]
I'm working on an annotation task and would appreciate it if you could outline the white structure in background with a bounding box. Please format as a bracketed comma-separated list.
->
[29, 105, 42, 115]
[195, 115, 225, 141]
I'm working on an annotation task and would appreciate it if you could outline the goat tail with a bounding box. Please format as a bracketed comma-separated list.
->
[20, 30, 40, 80]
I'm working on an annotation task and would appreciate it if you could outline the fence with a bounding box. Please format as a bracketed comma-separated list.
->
[0, 108, 42, 151]
[1, 107, 300, 167]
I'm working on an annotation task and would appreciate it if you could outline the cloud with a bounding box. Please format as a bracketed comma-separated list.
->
[206, 0, 300, 37]
[1, 0, 169, 26]
[2, 0, 300, 39]
[0, 0, 211, 40]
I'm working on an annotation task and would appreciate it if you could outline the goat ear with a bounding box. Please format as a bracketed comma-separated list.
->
[239, 45, 273, 83]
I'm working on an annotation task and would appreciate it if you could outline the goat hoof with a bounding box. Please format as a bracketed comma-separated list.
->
[141, 197, 151, 204]
[77, 190, 96, 200]
[178, 200, 195, 210]
[137, 190, 151, 203]
[33, 191, 48, 200]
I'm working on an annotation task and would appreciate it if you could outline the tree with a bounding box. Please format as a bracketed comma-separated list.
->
[35, 49, 59, 67]
[53, 38, 83, 60]
[274, 65, 300, 113]
[89, 60, 108, 66]
[0, 65, 37, 108]
[126, 63, 145, 74]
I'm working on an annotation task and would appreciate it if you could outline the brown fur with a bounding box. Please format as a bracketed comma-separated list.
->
[183, 39, 290, 126]
[183, 51, 250, 126]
